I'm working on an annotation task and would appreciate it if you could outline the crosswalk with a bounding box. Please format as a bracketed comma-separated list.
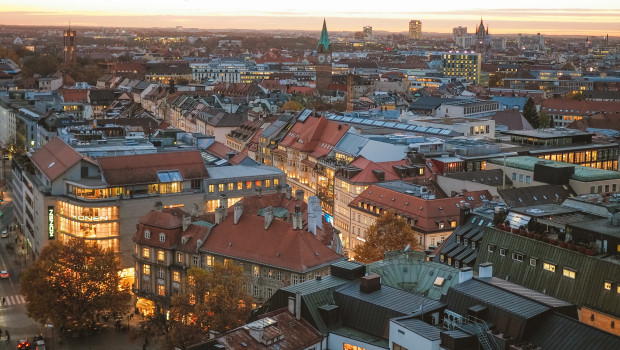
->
[1, 295, 25, 306]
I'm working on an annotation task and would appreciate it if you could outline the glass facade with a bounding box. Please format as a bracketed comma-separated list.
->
[56, 201, 120, 252]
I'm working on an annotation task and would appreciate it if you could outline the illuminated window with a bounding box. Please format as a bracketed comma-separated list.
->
[228, 183, 234, 191]
[450, 220, 457, 228]
[274, 178, 279, 186]
[265, 179, 270, 187]
[173, 271, 180, 282]
[255, 180, 262, 187]
[206, 255, 213, 266]
[158, 285, 165, 296]
[268, 269, 274, 279]
[157, 250, 164, 261]
[543, 262, 556, 273]
[604, 282, 612, 290]
[253, 265, 260, 277]
[237, 182, 243, 190]
[562, 268, 576, 279]
[218, 184, 224, 192]
[246, 181, 252, 189]
[142, 248, 150, 258]
[143, 264, 150, 275]
[176, 253, 183, 264]
[209, 185, 214, 193]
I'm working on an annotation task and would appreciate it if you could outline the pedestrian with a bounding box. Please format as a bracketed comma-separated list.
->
[6, 330, 9, 341]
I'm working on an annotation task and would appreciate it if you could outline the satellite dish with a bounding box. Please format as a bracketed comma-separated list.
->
[404, 244, 410, 252]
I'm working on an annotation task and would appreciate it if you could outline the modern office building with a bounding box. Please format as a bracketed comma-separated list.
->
[409, 20, 422, 40]
[362, 26, 373, 41]
[441, 52, 482, 84]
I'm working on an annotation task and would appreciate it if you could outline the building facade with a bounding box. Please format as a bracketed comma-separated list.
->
[409, 20, 422, 40]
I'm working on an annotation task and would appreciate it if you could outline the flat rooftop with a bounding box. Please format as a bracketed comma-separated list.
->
[502, 128, 593, 139]
[489, 156, 620, 182]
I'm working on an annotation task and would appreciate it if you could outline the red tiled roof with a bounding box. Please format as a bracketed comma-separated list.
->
[30, 137, 94, 181]
[287, 86, 315, 95]
[228, 149, 250, 165]
[206, 141, 234, 159]
[60, 89, 89, 103]
[279, 116, 350, 154]
[541, 99, 620, 115]
[350, 185, 491, 233]
[344, 157, 412, 184]
[97, 151, 209, 186]
[201, 193, 343, 272]
[134, 208, 210, 253]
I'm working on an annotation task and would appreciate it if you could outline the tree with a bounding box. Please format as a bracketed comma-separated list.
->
[352, 210, 422, 263]
[538, 110, 552, 128]
[523, 98, 540, 129]
[20, 239, 131, 334]
[281, 100, 302, 112]
[166, 264, 253, 350]
[21, 54, 59, 77]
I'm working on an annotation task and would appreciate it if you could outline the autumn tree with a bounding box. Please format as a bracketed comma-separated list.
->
[166, 264, 253, 350]
[281, 100, 302, 112]
[20, 239, 131, 333]
[352, 210, 422, 263]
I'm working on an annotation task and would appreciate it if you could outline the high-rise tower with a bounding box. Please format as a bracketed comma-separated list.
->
[63, 27, 77, 64]
[409, 20, 422, 40]
[316, 19, 332, 94]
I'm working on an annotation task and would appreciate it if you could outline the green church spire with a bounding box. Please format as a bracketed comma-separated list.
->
[317, 18, 330, 52]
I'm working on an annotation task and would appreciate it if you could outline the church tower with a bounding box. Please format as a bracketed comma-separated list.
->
[63, 25, 77, 64]
[316, 19, 332, 94]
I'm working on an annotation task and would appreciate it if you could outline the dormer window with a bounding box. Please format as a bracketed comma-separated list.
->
[159, 233, 166, 242]
[144, 230, 151, 239]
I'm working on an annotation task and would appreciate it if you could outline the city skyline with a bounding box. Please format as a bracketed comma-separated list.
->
[1, 1, 619, 36]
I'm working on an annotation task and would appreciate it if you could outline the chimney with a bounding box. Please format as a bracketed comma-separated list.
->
[154, 201, 163, 212]
[182, 216, 191, 232]
[285, 186, 292, 199]
[191, 203, 199, 217]
[459, 267, 473, 283]
[233, 201, 243, 224]
[308, 212, 317, 235]
[360, 274, 381, 293]
[295, 291, 302, 320]
[215, 207, 226, 224]
[292, 205, 303, 230]
[479, 262, 493, 278]
[264, 206, 274, 230]
[288, 296, 295, 315]
[295, 189, 304, 202]
[308, 196, 322, 232]
[219, 194, 228, 217]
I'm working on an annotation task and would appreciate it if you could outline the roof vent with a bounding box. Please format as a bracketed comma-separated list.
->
[228, 242, 232, 247]
[48, 162, 55, 168]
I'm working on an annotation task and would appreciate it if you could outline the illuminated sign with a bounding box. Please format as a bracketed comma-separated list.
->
[72, 215, 109, 222]
[48, 206, 55, 240]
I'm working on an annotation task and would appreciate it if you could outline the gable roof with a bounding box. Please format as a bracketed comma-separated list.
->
[97, 151, 209, 186]
[279, 116, 350, 157]
[30, 137, 94, 181]
[200, 194, 343, 272]
[491, 110, 533, 130]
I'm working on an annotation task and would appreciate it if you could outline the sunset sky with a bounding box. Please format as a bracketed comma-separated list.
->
[1, 1, 619, 36]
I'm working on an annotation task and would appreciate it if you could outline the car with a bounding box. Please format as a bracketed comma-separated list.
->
[1, 230, 7, 238]
[1, 270, 9, 279]
[17, 339, 32, 350]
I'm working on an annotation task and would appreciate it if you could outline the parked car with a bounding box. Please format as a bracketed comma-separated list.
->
[1, 230, 8, 238]
[1, 270, 9, 279]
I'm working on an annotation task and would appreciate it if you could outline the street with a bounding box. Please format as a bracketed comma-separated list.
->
[0, 159, 163, 350]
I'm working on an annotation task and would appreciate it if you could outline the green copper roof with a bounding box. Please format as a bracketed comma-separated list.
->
[317, 19, 330, 51]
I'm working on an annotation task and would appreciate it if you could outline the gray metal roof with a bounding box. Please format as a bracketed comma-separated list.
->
[448, 278, 550, 319]
[334, 280, 444, 339]
[392, 317, 441, 341]
[281, 275, 348, 296]
[529, 312, 620, 349]
[479, 277, 573, 309]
